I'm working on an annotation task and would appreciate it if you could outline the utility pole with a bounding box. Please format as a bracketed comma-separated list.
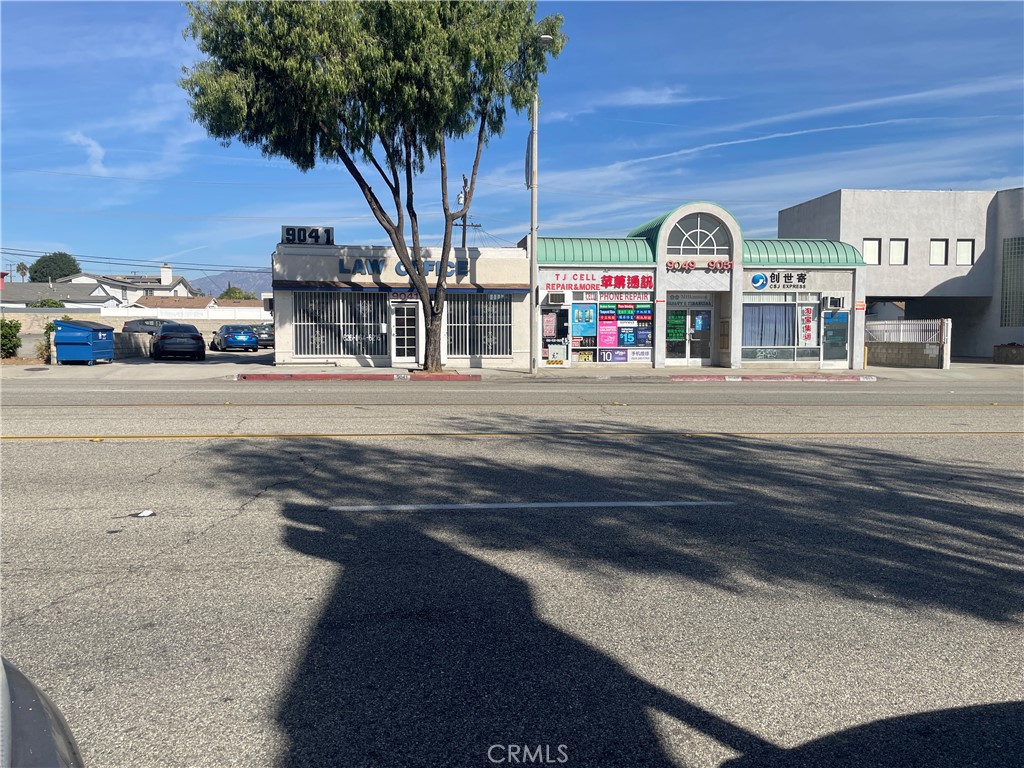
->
[455, 174, 480, 249]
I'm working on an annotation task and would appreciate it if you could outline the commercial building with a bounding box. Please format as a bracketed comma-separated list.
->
[779, 188, 1024, 357]
[271, 204, 867, 370]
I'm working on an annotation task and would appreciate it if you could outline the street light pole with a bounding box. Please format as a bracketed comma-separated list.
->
[529, 90, 540, 374]
[528, 34, 552, 375]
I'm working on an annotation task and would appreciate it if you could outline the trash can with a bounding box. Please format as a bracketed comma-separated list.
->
[53, 320, 115, 365]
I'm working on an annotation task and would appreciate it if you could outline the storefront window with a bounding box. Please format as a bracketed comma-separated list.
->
[293, 292, 388, 357]
[447, 294, 512, 356]
[742, 304, 795, 346]
[742, 292, 823, 361]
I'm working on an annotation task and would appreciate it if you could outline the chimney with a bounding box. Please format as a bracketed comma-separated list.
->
[160, 264, 172, 285]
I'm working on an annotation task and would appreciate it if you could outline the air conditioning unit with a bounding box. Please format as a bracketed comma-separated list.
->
[822, 296, 845, 309]
[546, 292, 566, 305]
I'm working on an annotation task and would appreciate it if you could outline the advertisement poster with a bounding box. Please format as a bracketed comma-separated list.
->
[598, 304, 619, 347]
[798, 304, 818, 347]
[588, 302, 654, 361]
[571, 303, 597, 337]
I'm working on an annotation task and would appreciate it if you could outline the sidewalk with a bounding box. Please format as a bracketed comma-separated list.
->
[2, 355, 1021, 384]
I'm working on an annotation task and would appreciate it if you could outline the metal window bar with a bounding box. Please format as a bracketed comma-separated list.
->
[864, 319, 942, 343]
[293, 292, 388, 356]
[446, 294, 511, 356]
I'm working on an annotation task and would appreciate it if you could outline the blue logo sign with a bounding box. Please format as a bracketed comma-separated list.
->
[751, 273, 768, 290]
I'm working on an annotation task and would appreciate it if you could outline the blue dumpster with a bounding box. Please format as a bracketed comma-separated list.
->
[53, 320, 115, 365]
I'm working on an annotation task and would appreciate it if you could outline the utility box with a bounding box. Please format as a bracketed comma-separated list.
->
[53, 320, 115, 365]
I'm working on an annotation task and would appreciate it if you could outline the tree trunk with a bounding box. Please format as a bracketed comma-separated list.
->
[422, 304, 445, 372]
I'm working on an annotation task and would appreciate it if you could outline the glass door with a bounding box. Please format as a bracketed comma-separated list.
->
[666, 308, 712, 365]
[390, 303, 419, 365]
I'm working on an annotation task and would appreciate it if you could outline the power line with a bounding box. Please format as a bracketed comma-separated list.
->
[0, 248, 271, 274]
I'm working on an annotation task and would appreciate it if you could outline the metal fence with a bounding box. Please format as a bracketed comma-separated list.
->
[293, 292, 388, 357]
[865, 319, 943, 343]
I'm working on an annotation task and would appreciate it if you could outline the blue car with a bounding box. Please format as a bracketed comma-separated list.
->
[210, 324, 259, 352]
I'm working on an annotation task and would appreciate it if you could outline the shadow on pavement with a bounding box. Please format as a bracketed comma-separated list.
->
[210, 415, 1022, 766]
[723, 701, 1024, 768]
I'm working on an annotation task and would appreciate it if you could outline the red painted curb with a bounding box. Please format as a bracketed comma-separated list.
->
[238, 373, 397, 381]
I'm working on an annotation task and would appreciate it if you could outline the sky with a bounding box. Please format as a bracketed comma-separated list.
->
[2, 0, 1022, 284]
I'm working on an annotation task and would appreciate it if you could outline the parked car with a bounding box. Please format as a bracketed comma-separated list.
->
[211, 324, 259, 352]
[2, 656, 86, 768]
[151, 323, 206, 361]
[122, 318, 166, 335]
[253, 323, 275, 348]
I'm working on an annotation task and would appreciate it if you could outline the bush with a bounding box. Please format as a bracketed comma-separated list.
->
[37, 315, 72, 364]
[1, 318, 23, 358]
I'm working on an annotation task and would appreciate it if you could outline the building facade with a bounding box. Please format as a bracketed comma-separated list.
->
[271, 242, 531, 367]
[271, 204, 867, 370]
[778, 188, 1024, 357]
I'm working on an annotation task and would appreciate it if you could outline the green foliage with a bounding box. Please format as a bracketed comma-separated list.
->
[28, 251, 81, 282]
[218, 285, 257, 300]
[181, 0, 565, 370]
[28, 298, 66, 308]
[0, 318, 22, 358]
[182, 1, 564, 171]
[38, 315, 72, 363]
[16, 262, 29, 281]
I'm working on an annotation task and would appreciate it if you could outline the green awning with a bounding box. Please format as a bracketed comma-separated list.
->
[537, 237, 656, 265]
[742, 239, 864, 266]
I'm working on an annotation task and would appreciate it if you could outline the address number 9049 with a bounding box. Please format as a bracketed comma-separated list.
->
[281, 226, 335, 246]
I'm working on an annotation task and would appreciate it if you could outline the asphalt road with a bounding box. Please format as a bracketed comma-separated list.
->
[1, 374, 1022, 768]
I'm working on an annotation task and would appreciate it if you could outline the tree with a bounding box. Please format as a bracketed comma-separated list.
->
[15, 262, 28, 282]
[28, 252, 81, 283]
[218, 285, 257, 301]
[181, 0, 565, 371]
[27, 299, 66, 308]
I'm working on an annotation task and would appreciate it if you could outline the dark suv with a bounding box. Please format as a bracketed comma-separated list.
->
[122, 318, 166, 335]
[253, 323, 275, 348]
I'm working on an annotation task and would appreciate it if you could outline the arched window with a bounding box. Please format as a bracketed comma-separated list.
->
[667, 213, 732, 257]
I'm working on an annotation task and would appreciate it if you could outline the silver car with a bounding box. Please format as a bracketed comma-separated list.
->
[2, 656, 85, 767]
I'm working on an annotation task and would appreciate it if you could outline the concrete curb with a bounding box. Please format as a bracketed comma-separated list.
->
[236, 372, 483, 382]
[235, 371, 873, 383]
[669, 374, 878, 382]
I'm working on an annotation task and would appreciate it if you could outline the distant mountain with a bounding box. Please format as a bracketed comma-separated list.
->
[189, 269, 272, 298]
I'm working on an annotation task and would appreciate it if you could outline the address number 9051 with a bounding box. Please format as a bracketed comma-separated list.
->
[281, 226, 335, 246]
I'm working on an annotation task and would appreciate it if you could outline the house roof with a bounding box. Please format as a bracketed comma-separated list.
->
[133, 296, 215, 309]
[215, 299, 265, 308]
[0, 282, 117, 305]
[56, 272, 201, 296]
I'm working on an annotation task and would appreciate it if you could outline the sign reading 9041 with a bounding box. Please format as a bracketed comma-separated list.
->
[281, 226, 335, 246]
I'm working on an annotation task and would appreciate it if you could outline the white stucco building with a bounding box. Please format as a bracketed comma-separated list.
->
[779, 188, 1024, 357]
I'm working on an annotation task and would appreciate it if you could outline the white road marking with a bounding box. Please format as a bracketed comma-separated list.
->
[328, 500, 733, 512]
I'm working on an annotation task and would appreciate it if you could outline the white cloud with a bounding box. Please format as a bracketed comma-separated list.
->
[546, 86, 718, 122]
[718, 74, 1024, 133]
[66, 132, 108, 175]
